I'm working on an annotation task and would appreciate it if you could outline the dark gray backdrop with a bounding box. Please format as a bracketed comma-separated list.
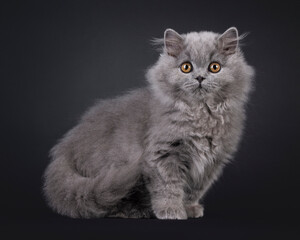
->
[1, 0, 299, 239]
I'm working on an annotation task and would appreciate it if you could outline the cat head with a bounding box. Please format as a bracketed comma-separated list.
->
[147, 27, 254, 106]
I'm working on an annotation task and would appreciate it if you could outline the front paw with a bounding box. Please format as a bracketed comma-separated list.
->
[154, 206, 187, 220]
[185, 204, 204, 218]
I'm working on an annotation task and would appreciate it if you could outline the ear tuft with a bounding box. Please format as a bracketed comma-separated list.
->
[218, 27, 239, 55]
[164, 29, 184, 57]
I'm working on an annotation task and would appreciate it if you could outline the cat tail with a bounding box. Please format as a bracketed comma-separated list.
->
[43, 144, 140, 218]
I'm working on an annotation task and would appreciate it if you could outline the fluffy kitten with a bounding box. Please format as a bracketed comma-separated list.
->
[43, 27, 254, 219]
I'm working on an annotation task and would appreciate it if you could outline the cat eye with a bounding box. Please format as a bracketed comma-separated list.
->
[180, 62, 193, 73]
[208, 62, 221, 73]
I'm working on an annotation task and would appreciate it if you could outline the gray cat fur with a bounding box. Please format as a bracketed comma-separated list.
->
[43, 27, 254, 219]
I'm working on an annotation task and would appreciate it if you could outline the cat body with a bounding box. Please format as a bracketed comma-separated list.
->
[44, 27, 254, 219]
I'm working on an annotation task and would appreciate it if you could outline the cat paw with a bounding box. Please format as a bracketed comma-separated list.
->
[185, 204, 204, 218]
[154, 206, 187, 220]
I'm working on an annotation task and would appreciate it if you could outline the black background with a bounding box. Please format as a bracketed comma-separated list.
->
[1, 0, 299, 239]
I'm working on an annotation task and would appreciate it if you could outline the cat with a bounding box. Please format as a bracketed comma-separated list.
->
[43, 27, 254, 219]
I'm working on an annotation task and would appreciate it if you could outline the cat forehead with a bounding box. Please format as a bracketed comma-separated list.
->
[183, 31, 219, 61]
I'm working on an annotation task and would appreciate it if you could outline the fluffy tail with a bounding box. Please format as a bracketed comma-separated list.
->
[43, 145, 140, 218]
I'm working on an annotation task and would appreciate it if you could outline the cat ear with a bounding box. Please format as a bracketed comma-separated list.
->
[218, 27, 239, 55]
[164, 29, 184, 57]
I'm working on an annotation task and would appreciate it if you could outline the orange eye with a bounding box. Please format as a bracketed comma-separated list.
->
[208, 62, 221, 73]
[180, 62, 193, 73]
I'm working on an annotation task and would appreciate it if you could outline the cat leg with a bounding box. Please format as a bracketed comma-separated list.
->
[185, 202, 204, 218]
[184, 190, 204, 218]
[184, 161, 225, 218]
[197, 161, 225, 200]
[150, 186, 187, 220]
[146, 156, 188, 220]
[184, 171, 222, 218]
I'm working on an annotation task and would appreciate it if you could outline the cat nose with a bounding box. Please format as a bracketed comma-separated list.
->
[195, 76, 205, 83]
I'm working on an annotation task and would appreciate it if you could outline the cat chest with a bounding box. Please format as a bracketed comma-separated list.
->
[186, 110, 232, 151]
[181, 111, 234, 183]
